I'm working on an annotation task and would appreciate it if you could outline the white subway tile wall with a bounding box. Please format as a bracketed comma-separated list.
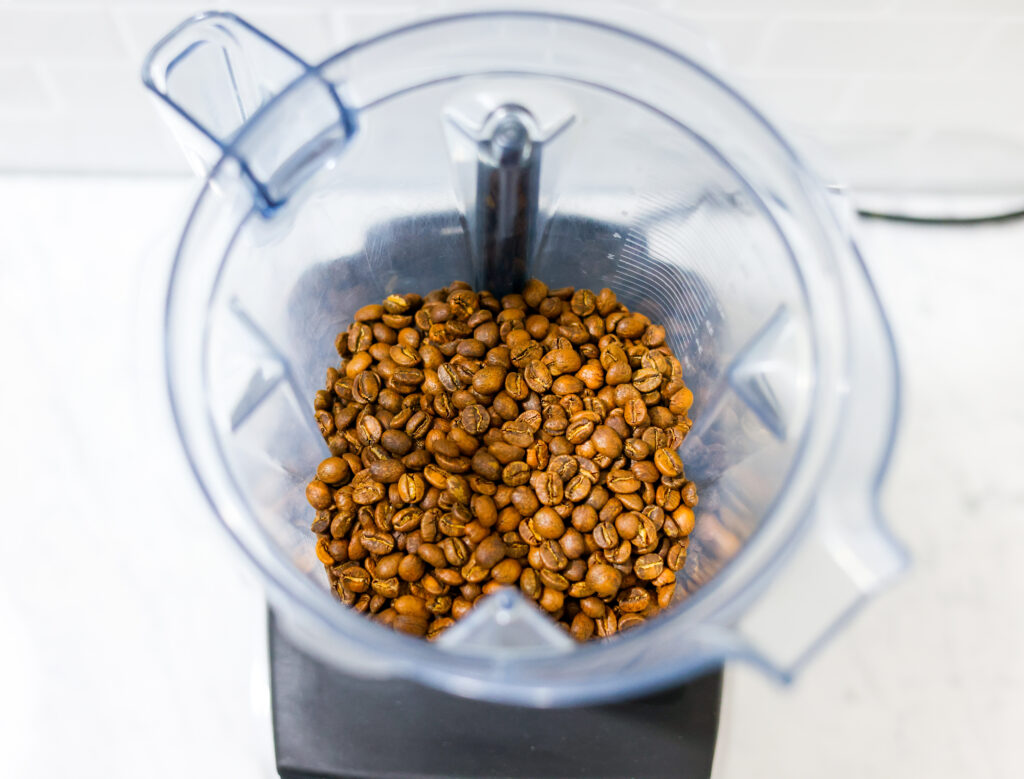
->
[0, 0, 1021, 194]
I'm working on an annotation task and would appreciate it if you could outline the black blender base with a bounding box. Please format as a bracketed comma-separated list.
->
[269, 610, 721, 779]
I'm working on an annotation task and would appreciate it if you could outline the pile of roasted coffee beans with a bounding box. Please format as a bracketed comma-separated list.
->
[306, 279, 697, 641]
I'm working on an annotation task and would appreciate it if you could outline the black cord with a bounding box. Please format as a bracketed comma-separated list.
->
[856, 207, 1024, 225]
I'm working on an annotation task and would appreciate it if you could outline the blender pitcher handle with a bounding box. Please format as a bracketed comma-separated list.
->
[143, 12, 309, 176]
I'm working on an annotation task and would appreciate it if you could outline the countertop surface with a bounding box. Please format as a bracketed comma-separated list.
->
[1, 176, 1021, 778]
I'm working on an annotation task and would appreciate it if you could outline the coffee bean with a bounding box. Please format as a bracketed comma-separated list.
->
[540, 569, 569, 592]
[501, 420, 534, 448]
[559, 528, 586, 559]
[501, 461, 531, 487]
[517, 408, 543, 434]
[440, 537, 469, 567]
[544, 348, 582, 376]
[533, 471, 564, 506]
[317, 457, 350, 485]
[681, 481, 699, 507]
[361, 530, 395, 556]
[586, 564, 622, 598]
[593, 521, 619, 549]
[398, 555, 426, 582]
[591, 425, 623, 458]
[653, 447, 683, 478]
[565, 417, 595, 445]
[523, 359, 553, 393]
[368, 458, 403, 484]
[539, 540, 569, 571]
[618, 587, 651, 613]
[306, 480, 333, 510]
[570, 289, 597, 317]
[539, 587, 564, 613]
[352, 478, 385, 505]
[564, 473, 593, 503]
[473, 534, 507, 568]
[634, 553, 663, 580]
[510, 485, 541, 517]
[486, 442, 522, 467]
[532, 507, 565, 540]
[666, 540, 688, 571]
[607, 469, 641, 493]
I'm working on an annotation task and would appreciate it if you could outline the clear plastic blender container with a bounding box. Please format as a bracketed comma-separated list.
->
[143, 10, 906, 706]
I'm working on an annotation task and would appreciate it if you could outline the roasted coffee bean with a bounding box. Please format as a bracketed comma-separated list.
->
[559, 528, 586, 560]
[653, 447, 683, 478]
[501, 420, 535, 448]
[672, 505, 696, 535]
[488, 557, 520, 584]
[532, 507, 565, 540]
[369, 458, 403, 484]
[591, 425, 622, 458]
[543, 455, 572, 482]
[438, 513, 467, 537]
[533, 471, 564, 506]
[317, 457, 350, 485]
[593, 521, 619, 549]
[565, 416, 595, 444]
[544, 348, 582, 376]
[511, 485, 541, 516]
[340, 565, 371, 593]
[631, 460, 660, 483]
[352, 478, 385, 505]
[502, 461, 531, 487]
[306, 480, 333, 510]
[539, 587, 564, 613]
[392, 507, 423, 533]
[361, 530, 395, 556]
[474, 534, 508, 568]
[540, 569, 570, 592]
[618, 587, 651, 613]
[615, 512, 641, 541]
[523, 360, 553, 393]
[634, 553, 664, 580]
[586, 564, 622, 598]
[571, 504, 599, 533]
[487, 441, 525, 465]
[606, 469, 641, 494]
[563, 473, 592, 503]
[666, 540, 689, 572]
[681, 481, 699, 507]
[398, 554, 426, 582]
[539, 540, 569, 571]
[440, 537, 469, 567]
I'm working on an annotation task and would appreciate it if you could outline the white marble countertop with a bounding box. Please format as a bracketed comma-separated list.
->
[0, 176, 1021, 778]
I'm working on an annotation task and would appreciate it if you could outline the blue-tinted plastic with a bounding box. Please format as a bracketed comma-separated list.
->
[145, 11, 906, 706]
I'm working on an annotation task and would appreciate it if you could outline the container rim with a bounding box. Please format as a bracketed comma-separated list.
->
[161, 9, 899, 705]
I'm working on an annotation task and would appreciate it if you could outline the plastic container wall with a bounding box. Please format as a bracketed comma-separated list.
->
[148, 12, 905, 706]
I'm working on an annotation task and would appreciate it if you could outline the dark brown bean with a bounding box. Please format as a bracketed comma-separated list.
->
[634, 553, 664, 580]
[539, 540, 569, 571]
[306, 480, 333, 510]
[666, 540, 689, 571]
[586, 564, 622, 598]
[606, 469, 641, 493]
[501, 461, 531, 487]
[475, 534, 508, 568]
[593, 521, 619, 549]
[532, 507, 565, 540]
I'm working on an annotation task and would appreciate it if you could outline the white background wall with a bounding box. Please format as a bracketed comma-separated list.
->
[2, 0, 1024, 193]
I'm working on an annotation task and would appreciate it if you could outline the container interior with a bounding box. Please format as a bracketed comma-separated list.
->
[200, 72, 816, 654]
